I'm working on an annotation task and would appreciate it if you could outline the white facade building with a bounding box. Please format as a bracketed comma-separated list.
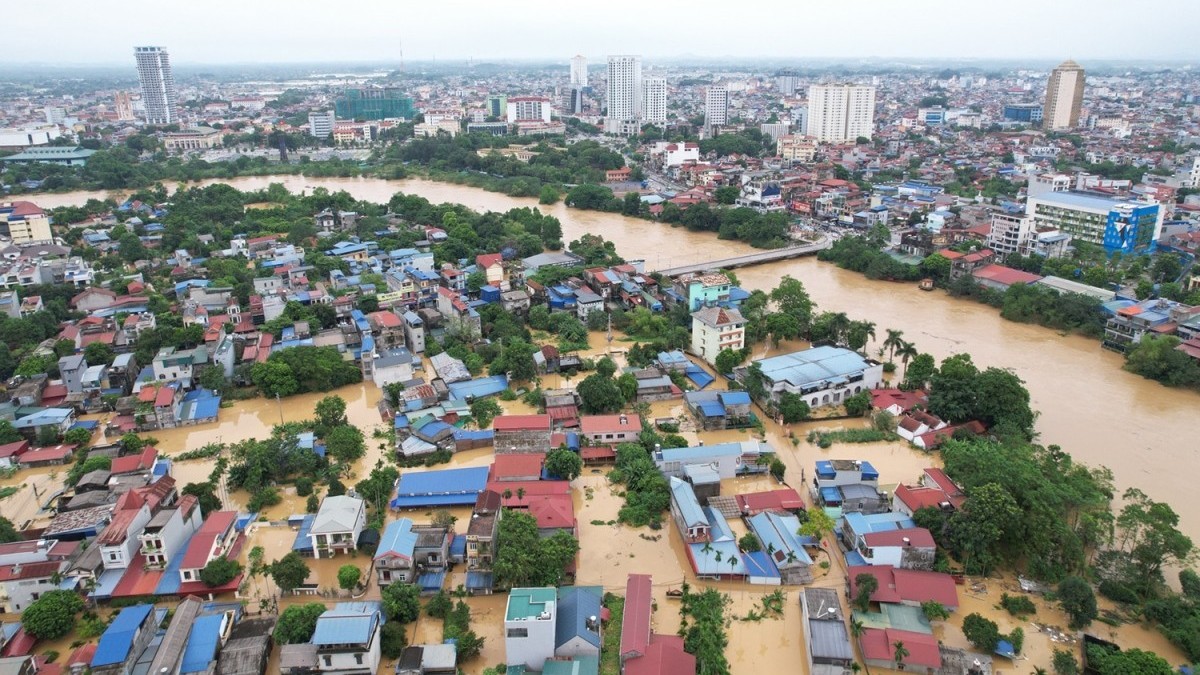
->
[690, 306, 745, 365]
[308, 110, 335, 138]
[134, 46, 177, 125]
[506, 97, 552, 123]
[605, 55, 642, 135]
[805, 84, 876, 143]
[505, 588, 558, 671]
[570, 55, 588, 87]
[642, 77, 667, 125]
[705, 86, 729, 127]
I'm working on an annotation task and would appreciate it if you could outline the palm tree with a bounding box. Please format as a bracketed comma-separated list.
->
[701, 541, 714, 556]
[849, 620, 870, 675]
[516, 487, 526, 502]
[860, 320, 877, 350]
[883, 329, 905, 362]
[829, 312, 852, 346]
[1033, 668, 1048, 675]
[892, 641, 909, 671]
[896, 341, 919, 377]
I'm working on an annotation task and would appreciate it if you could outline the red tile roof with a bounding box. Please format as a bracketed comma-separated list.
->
[110, 447, 158, 475]
[475, 253, 503, 269]
[869, 388, 928, 412]
[579, 414, 638, 435]
[527, 494, 575, 530]
[862, 527, 936, 548]
[971, 263, 1042, 287]
[580, 447, 616, 461]
[735, 489, 804, 514]
[625, 633, 695, 675]
[0, 440, 30, 459]
[180, 511, 237, 569]
[489, 453, 545, 481]
[154, 385, 177, 408]
[860, 628, 941, 669]
[848, 565, 959, 609]
[486, 480, 570, 507]
[492, 414, 551, 432]
[19, 444, 76, 464]
[893, 484, 954, 513]
[620, 574, 652, 658]
[0, 560, 62, 582]
[368, 310, 402, 328]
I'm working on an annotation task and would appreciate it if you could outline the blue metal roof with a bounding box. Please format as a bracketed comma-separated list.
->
[556, 586, 603, 650]
[669, 477, 706, 527]
[450, 534, 466, 557]
[418, 571, 447, 592]
[815, 460, 836, 478]
[391, 467, 489, 508]
[820, 486, 842, 504]
[685, 365, 715, 389]
[742, 550, 780, 578]
[453, 429, 493, 442]
[312, 610, 380, 646]
[180, 613, 224, 674]
[447, 375, 509, 401]
[755, 346, 872, 388]
[697, 401, 725, 418]
[466, 571, 493, 590]
[93, 603, 154, 666]
[377, 518, 417, 558]
[718, 391, 751, 406]
[747, 511, 813, 566]
[292, 514, 316, 552]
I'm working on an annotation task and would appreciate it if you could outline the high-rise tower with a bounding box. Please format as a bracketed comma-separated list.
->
[605, 55, 642, 135]
[570, 55, 588, 87]
[1043, 60, 1085, 131]
[134, 46, 177, 125]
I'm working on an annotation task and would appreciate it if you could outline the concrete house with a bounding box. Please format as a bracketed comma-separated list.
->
[748, 346, 883, 409]
[619, 573, 695, 675]
[578, 414, 640, 446]
[669, 477, 710, 544]
[306, 601, 383, 674]
[554, 586, 603, 660]
[0, 560, 65, 612]
[493, 415, 552, 454]
[746, 511, 814, 585]
[401, 310, 426, 354]
[690, 306, 745, 365]
[58, 354, 88, 394]
[655, 440, 770, 480]
[310, 495, 367, 559]
[505, 587, 558, 670]
[854, 527, 937, 570]
[800, 588, 854, 675]
[369, 347, 414, 388]
[179, 511, 239, 585]
[96, 490, 154, 570]
[138, 494, 203, 569]
[374, 518, 452, 587]
[465, 490, 501, 595]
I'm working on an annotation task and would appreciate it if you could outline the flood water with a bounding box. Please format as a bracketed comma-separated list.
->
[32, 175, 1200, 672]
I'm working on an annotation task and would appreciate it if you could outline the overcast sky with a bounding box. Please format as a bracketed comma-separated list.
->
[10, 0, 1200, 65]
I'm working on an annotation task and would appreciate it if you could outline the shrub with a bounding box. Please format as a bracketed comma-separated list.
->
[1000, 593, 1037, 617]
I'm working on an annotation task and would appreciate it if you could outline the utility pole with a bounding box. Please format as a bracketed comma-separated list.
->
[276, 393, 284, 425]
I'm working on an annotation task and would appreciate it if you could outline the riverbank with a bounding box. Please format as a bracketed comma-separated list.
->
[33, 173, 1200, 558]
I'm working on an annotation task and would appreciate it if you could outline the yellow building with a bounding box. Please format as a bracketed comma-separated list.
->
[0, 201, 53, 244]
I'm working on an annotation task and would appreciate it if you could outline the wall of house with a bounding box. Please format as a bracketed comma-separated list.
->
[317, 629, 380, 674]
[504, 615, 556, 670]
[2, 575, 58, 611]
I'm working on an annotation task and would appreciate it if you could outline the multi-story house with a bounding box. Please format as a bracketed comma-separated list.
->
[305, 602, 383, 675]
[465, 490, 501, 595]
[690, 306, 745, 365]
[96, 490, 154, 570]
[373, 518, 452, 587]
[179, 511, 239, 585]
[401, 311, 425, 354]
[504, 587, 558, 670]
[138, 494, 202, 569]
[0, 560, 66, 612]
[309, 495, 366, 559]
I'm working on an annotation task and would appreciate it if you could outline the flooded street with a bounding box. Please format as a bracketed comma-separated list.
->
[34, 175, 1200, 672]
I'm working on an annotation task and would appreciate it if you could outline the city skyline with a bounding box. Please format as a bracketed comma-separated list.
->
[4, 0, 1199, 65]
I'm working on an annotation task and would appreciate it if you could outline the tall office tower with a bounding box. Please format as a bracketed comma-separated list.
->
[114, 92, 134, 121]
[1043, 59, 1085, 131]
[308, 110, 335, 138]
[44, 107, 66, 125]
[605, 55, 642, 135]
[134, 46, 177, 125]
[805, 83, 876, 142]
[642, 77, 667, 125]
[570, 55, 588, 87]
[776, 73, 800, 96]
[705, 86, 729, 127]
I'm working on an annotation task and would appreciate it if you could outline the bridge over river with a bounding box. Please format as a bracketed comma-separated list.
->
[654, 235, 831, 276]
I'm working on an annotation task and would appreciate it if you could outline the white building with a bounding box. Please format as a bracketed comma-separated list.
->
[1044, 59, 1085, 131]
[659, 141, 699, 168]
[805, 84, 876, 143]
[642, 77, 667, 125]
[309, 110, 336, 138]
[506, 97, 552, 123]
[309, 495, 366, 559]
[752, 346, 884, 409]
[705, 86, 729, 127]
[134, 46, 177, 125]
[605, 55, 642, 135]
[309, 603, 383, 675]
[691, 306, 745, 365]
[570, 54, 588, 87]
[0, 201, 53, 244]
[777, 135, 817, 164]
[505, 587, 557, 671]
[987, 213, 1033, 256]
[139, 495, 203, 569]
[44, 107, 66, 125]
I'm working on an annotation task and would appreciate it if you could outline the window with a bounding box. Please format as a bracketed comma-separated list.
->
[507, 628, 528, 638]
[354, 654, 363, 665]
[323, 656, 332, 667]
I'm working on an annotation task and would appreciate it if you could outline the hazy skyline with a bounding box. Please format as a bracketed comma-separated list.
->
[7, 0, 1200, 65]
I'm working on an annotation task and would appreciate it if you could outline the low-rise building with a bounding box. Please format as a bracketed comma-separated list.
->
[578, 414, 639, 446]
[504, 587, 558, 670]
[748, 346, 883, 409]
